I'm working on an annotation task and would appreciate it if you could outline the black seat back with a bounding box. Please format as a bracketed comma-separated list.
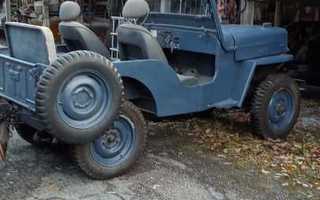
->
[117, 23, 168, 63]
[58, 1, 109, 57]
[117, 0, 168, 63]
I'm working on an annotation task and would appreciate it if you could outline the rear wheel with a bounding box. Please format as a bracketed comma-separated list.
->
[73, 101, 147, 179]
[251, 74, 300, 139]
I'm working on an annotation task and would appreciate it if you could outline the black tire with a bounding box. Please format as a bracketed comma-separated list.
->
[36, 51, 123, 144]
[251, 74, 300, 139]
[73, 101, 147, 179]
[15, 124, 59, 147]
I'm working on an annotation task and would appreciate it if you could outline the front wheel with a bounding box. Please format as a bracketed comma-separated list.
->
[251, 74, 300, 139]
[73, 101, 147, 179]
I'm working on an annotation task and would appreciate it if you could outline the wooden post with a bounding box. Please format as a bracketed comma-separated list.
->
[0, 122, 9, 162]
[240, 0, 255, 25]
[5, 0, 11, 22]
[42, 0, 50, 27]
[274, 0, 281, 26]
[160, 0, 171, 13]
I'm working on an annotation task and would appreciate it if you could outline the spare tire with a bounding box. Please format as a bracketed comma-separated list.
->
[36, 51, 123, 144]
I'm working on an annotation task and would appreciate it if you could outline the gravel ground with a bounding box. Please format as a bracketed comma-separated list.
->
[0, 100, 319, 200]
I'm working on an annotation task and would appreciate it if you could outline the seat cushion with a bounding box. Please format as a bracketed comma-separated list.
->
[117, 23, 168, 64]
[177, 74, 198, 86]
[59, 1, 81, 21]
[5, 22, 56, 64]
[122, 0, 150, 19]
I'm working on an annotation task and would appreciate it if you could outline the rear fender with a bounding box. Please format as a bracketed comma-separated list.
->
[113, 59, 202, 117]
[113, 60, 179, 116]
[121, 77, 157, 114]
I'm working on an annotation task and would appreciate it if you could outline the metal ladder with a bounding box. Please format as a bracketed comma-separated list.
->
[110, 16, 125, 60]
[110, 16, 137, 60]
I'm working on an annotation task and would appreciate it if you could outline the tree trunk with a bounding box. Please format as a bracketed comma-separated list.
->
[240, 0, 255, 25]
[0, 122, 9, 162]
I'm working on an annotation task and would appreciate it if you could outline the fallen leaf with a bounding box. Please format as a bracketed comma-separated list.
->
[261, 169, 271, 175]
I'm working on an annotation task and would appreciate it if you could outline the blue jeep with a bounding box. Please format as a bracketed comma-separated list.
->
[0, 0, 300, 179]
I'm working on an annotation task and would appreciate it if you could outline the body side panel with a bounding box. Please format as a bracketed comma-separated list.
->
[0, 54, 42, 111]
[113, 53, 293, 117]
[114, 60, 204, 117]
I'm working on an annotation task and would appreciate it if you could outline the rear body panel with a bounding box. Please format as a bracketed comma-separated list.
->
[0, 51, 40, 111]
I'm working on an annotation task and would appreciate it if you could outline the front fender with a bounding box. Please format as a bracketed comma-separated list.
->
[235, 54, 293, 107]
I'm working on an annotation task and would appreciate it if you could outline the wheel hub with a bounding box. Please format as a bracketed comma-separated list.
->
[72, 87, 94, 109]
[275, 102, 286, 115]
[268, 89, 295, 129]
[102, 130, 121, 149]
[57, 73, 109, 128]
[90, 115, 136, 166]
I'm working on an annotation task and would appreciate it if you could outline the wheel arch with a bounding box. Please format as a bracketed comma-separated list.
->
[241, 64, 284, 110]
[239, 54, 294, 109]
[122, 77, 157, 114]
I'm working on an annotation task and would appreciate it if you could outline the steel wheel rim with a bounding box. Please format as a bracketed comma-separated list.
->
[90, 115, 136, 166]
[267, 88, 295, 132]
[57, 70, 111, 129]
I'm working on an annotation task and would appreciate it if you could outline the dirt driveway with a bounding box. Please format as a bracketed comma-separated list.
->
[0, 100, 319, 200]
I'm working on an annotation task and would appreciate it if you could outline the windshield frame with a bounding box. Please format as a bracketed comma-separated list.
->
[147, 0, 227, 51]
[206, 0, 227, 50]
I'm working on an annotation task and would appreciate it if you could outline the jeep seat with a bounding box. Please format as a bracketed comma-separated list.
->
[58, 1, 109, 57]
[117, 0, 168, 64]
[5, 22, 57, 65]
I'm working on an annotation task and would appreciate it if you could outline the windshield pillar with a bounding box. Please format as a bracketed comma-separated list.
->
[207, 0, 227, 51]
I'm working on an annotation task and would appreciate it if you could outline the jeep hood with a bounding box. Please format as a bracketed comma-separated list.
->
[221, 25, 289, 61]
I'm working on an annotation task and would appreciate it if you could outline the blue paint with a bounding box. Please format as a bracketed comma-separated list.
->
[90, 115, 136, 166]
[237, 54, 293, 107]
[0, 52, 39, 111]
[111, 0, 293, 117]
[57, 70, 111, 129]
[5, 23, 54, 65]
[267, 89, 295, 133]
[0, 0, 294, 129]
[221, 25, 289, 61]
[113, 53, 293, 117]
